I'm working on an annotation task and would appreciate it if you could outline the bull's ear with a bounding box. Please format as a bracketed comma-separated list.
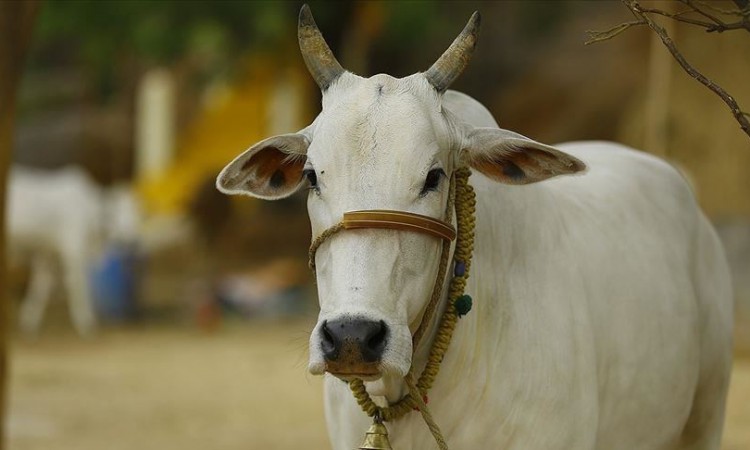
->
[463, 127, 586, 185]
[216, 133, 309, 199]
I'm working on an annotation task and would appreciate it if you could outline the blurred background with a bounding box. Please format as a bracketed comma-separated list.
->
[3, 0, 749, 449]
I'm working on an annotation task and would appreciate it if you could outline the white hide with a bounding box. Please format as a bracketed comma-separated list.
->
[219, 75, 733, 449]
[323, 88, 732, 450]
[6, 166, 141, 336]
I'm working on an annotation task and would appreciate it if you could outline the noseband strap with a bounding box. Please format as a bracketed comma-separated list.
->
[308, 203, 456, 272]
[343, 210, 456, 242]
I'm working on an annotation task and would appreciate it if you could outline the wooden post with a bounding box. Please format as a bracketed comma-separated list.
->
[135, 68, 176, 181]
[0, 1, 39, 448]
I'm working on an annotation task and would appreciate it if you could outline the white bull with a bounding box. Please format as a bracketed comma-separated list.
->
[217, 7, 733, 450]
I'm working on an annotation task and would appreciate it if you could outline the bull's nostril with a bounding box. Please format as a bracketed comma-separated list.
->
[362, 320, 387, 362]
[367, 320, 387, 351]
[321, 321, 336, 357]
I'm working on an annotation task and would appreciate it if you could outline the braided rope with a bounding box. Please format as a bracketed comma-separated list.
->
[348, 168, 476, 436]
[405, 374, 448, 450]
[411, 172, 457, 351]
[308, 223, 345, 271]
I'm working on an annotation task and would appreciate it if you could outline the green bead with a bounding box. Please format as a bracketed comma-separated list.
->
[454, 295, 472, 317]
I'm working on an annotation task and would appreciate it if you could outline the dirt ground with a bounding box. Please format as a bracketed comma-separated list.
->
[6, 320, 750, 450]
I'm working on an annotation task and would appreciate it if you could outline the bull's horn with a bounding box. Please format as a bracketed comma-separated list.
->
[424, 11, 481, 93]
[298, 4, 345, 91]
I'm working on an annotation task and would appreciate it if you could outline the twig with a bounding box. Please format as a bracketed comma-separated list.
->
[698, 0, 746, 17]
[585, 20, 645, 45]
[638, 7, 718, 29]
[681, 0, 726, 24]
[679, 0, 750, 33]
[623, 0, 750, 138]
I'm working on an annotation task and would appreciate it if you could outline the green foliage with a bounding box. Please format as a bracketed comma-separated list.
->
[517, 1, 569, 41]
[29, 0, 300, 98]
[382, 1, 440, 47]
[26, 1, 573, 102]
[37, 0, 285, 61]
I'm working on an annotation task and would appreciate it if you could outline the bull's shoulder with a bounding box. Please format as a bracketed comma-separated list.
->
[542, 141, 702, 235]
[555, 141, 679, 176]
[555, 141, 694, 201]
[472, 140, 703, 252]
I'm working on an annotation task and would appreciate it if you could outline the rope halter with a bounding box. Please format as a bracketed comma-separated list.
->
[307, 168, 477, 450]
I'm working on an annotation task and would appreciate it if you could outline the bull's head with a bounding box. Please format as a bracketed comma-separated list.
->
[217, 6, 584, 385]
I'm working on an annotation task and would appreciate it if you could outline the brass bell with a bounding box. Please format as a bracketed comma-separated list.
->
[358, 418, 392, 450]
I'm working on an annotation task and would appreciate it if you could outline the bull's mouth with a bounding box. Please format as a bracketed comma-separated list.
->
[325, 361, 381, 381]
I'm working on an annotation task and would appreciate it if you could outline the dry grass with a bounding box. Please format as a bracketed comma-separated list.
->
[6, 320, 750, 450]
[7, 321, 327, 450]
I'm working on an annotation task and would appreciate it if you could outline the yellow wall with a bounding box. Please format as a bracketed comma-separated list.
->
[138, 56, 312, 215]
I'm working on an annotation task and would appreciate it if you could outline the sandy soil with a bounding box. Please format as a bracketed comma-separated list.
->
[6, 320, 750, 450]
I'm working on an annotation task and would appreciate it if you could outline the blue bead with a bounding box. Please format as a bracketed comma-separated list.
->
[454, 261, 466, 277]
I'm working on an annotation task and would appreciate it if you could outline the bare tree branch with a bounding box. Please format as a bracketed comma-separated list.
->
[679, 0, 750, 33]
[588, 0, 750, 139]
[621, 0, 750, 138]
[590, 1, 749, 38]
[681, 0, 727, 25]
[585, 20, 646, 45]
[638, 6, 718, 29]
[699, 0, 746, 16]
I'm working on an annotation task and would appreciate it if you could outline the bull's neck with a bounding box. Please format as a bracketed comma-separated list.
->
[377, 176, 552, 402]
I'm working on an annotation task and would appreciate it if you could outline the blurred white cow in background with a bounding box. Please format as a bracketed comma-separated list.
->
[6, 166, 141, 336]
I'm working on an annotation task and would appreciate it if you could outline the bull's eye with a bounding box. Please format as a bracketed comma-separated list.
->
[420, 168, 445, 196]
[303, 168, 319, 193]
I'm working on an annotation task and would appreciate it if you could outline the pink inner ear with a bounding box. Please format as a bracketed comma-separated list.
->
[469, 146, 585, 185]
[471, 152, 533, 184]
[242, 146, 304, 193]
[471, 157, 526, 184]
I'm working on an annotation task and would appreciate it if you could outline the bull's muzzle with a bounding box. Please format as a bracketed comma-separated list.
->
[320, 318, 388, 378]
